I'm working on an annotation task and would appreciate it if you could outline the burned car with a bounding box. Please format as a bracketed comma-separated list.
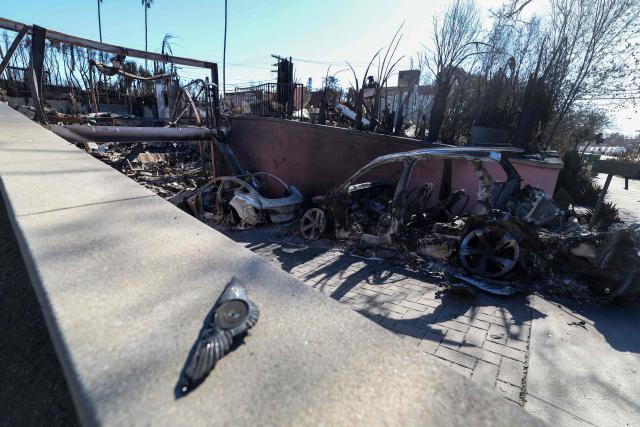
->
[170, 172, 303, 228]
[299, 147, 559, 279]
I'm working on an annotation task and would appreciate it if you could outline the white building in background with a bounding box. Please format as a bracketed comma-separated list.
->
[585, 145, 628, 155]
[362, 70, 434, 124]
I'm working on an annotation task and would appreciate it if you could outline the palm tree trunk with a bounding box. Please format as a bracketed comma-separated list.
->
[144, 5, 148, 70]
[97, 0, 103, 42]
[223, 0, 227, 98]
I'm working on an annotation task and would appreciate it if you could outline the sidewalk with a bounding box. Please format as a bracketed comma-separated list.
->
[596, 173, 640, 224]
[222, 224, 640, 423]
[222, 225, 536, 405]
[526, 296, 640, 426]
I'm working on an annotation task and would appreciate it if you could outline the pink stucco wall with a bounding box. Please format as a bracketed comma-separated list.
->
[229, 117, 563, 208]
[445, 158, 562, 212]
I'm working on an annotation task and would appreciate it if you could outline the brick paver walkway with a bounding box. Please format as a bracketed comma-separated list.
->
[220, 225, 537, 405]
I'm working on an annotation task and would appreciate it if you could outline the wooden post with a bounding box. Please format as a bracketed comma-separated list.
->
[589, 173, 613, 230]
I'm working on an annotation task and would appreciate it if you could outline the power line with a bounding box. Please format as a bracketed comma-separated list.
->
[578, 96, 640, 101]
[223, 0, 227, 97]
[225, 63, 271, 69]
[292, 56, 371, 66]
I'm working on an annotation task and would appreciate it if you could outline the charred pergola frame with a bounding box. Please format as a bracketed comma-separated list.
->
[0, 17, 221, 130]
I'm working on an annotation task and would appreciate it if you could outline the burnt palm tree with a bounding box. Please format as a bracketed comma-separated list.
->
[142, 0, 154, 70]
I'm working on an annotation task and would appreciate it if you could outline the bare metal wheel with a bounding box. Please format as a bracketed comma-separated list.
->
[459, 226, 520, 278]
[300, 208, 326, 240]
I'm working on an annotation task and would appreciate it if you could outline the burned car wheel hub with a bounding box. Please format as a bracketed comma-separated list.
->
[300, 208, 326, 240]
[459, 226, 520, 278]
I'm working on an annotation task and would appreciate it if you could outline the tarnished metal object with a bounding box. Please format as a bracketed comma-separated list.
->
[228, 192, 261, 228]
[300, 147, 523, 248]
[176, 277, 259, 397]
[300, 208, 326, 240]
[336, 103, 371, 127]
[451, 273, 519, 295]
[213, 173, 303, 226]
[299, 146, 536, 280]
[170, 172, 303, 228]
[52, 125, 246, 176]
[459, 226, 520, 278]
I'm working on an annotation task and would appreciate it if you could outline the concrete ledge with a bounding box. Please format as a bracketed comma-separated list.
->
[0, 102, 543, 426]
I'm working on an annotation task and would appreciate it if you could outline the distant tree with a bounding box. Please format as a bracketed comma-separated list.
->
[347, 50, 381, 130]
[371, 24, 405, 131]
[541, 0, 640, 148]
[424, 0, 483, 141]
[489, 0, 640, 150]
[550, 106, 610, 153]
[159, 33, 175, 74]
[322, 75, 340, 91]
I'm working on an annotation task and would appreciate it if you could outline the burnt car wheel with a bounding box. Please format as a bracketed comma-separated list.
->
[300, 208, 326, 240]
[459, 226, 520, 278]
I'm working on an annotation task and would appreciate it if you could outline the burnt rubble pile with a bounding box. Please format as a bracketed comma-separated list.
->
[90, 142, 304, 229]
[297, 147, 640, 303]
[335, 183, 640, 302]
[91, 143, 208, 198]
[90, 143, 640, 304]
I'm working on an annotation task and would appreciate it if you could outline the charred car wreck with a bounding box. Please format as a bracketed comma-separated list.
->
[299, 147, 533, 278]
[170, 172, 303, 228]
[299, 147, 640, 300]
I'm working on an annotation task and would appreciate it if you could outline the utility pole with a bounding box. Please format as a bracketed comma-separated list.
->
[144, 2, 148, 70]
[223, 0, 227, 98]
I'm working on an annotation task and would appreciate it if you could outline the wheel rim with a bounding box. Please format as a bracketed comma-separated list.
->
[459, 226, 519, 278]
[300, 208, 326, 240]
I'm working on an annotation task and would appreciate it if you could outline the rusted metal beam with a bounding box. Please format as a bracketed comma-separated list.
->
[51, 125, 246, 176]
[0, 17, 217, 69]
[50, 125, 216, 143]
[0, 24, 28, 77]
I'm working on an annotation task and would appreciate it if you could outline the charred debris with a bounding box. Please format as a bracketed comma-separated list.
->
[2, 18, 637, 305]
[90, 142, 640, 305]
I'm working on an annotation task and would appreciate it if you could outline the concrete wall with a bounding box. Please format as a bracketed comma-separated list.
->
[229, 117, 563, 207]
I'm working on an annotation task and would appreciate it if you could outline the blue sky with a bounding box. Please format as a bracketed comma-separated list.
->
[1, 0, 505, 86]
[2, 0, 638, 134]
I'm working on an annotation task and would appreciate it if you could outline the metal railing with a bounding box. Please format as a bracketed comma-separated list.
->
[0, 17, 221, 129]
[227, 82, 305, 121]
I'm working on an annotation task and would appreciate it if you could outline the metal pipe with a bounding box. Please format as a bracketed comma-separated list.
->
[50, 125, 216, 143]
[336, 103, 371, 127]
[51, 125, 246, 176]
